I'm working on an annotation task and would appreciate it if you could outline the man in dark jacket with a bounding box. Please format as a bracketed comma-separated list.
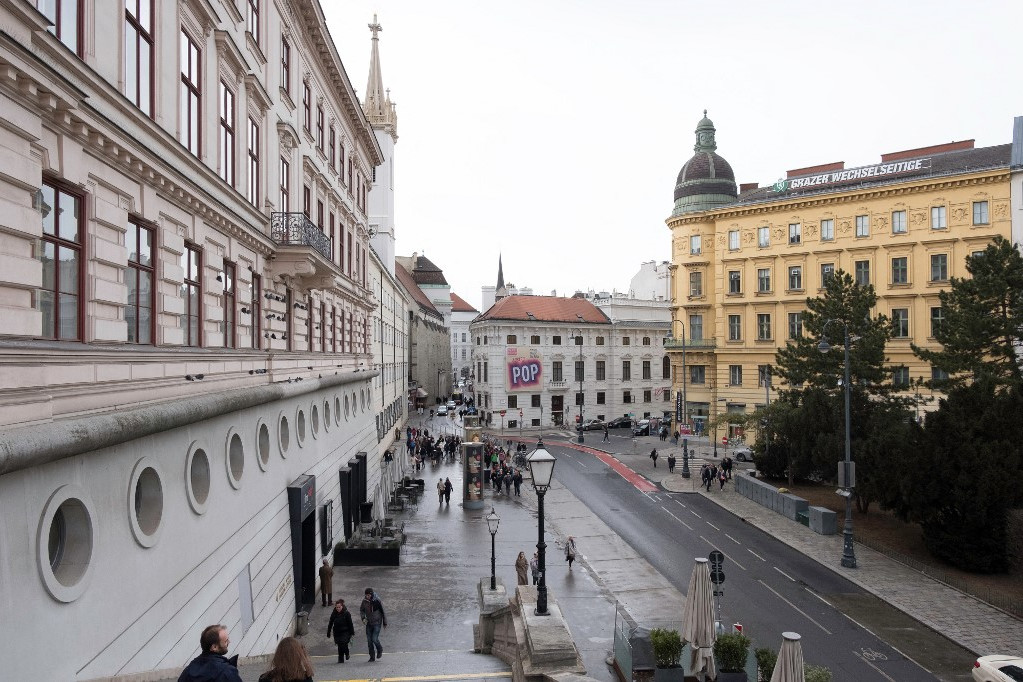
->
[327, 599, 356, 663]
[359, 588, 387, 662]
[178, 624, 242, 682]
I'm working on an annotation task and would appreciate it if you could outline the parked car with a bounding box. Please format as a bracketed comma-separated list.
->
[632, 419, 651, 436]
[733, 446, 754, 462]
[607, 417, 632, 429]
[973, 655, 1023, 682]
[437, 405, 448, 416]
[446, 400, 456, 410]
[575, 419, 605, 432]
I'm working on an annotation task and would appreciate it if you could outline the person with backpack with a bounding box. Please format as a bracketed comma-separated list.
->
[359, 588, 387, 662]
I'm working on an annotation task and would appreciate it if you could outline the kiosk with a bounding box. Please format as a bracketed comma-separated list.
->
[462, 414, 485, 510]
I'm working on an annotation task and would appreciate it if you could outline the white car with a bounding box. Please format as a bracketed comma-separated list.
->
[973, 655, 1023, 682]
[446, 400, 456, 410]
[437, 405, 448, 416]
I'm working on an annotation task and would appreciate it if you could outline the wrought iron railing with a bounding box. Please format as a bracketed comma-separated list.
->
[270, 212, 332, 262]
[664, 337, 717, 350]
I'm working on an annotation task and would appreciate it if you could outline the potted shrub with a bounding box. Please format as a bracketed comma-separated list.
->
[803, 664, 832, 682]
[649, 628, 685, 682]
[714, 632, 751, 681]
[754, 647, 777, 681]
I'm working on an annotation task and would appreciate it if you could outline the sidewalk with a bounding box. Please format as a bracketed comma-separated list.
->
[583, 431, 1023, 656]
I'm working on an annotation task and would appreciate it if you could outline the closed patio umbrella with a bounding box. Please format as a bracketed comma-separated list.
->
[680, 558, 716, 679]
[770, 632, 805, 682]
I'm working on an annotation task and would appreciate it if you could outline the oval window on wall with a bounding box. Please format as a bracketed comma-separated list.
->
[128, 459, 164, 548]
[296, 408, 307, 446]
[226, 431, 244, 489]
[323, 401, 331, 432]
[186, 443, 211, 515]
[334, 396, 341, 425]
[344, 394, 350, 420]
[310, 403, 320, 438]
[37, 484, 96, 602]
[279, 413, 291, 457]
[256, 420, 271, 470]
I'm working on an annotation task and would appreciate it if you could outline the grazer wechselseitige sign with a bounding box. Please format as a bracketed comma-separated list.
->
[771, 158, 931, 193]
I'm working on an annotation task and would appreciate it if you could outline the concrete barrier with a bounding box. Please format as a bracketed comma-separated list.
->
[782, 494, 809, 522]
[809, 506, 838, 535]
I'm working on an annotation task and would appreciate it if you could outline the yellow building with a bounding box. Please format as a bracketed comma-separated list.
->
[665, 114, 1012, 440]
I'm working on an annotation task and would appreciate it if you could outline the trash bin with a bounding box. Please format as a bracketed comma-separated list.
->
[295, 611, 309, 636]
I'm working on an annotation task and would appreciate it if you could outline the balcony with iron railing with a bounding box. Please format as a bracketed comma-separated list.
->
[269, 212, 340, 290]
[664, 337, 717, 350]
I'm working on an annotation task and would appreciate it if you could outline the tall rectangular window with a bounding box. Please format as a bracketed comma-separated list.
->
[821, 263, 834, 286]
[689, 314, 703, 340]
[788, 266, 802, 290]
[758, 226, 770, 248]
[788, 312, 803, 339]
[892, 210, 907, 233]
[42, 0, 82, 55]
[179, 30, 201, 156]
[623, 390, 632, 404]
[316, 105, 324, 151]
[251, 273, 262, 350]
[728, 230, 739, 250]
[855, 215, 870, 237]
[596, 392, 605, 405]
[302, 185, 310, 217]
[246, 118, 259, 206]
[973, 201, 989, 225]
[622, 360, 631, 380]
[820, 218, 834, 241]
[893, 366, 910, 388]
[126, 219, 154, 344]
[331, 304, 337, 353]
[689, 234, 701, 255]
[892, 308, 909, 338]
[757, 268, 771, 292]
[320, 302, 327, 352]
[347, 157, 353, 191]
[347, 231, 353, 274]
[302, 81, 311, 131]
[854, 260, 870, 286]
[222, 261, 236, 348]
[642, 360, 651, 380]
[930, 253, 948, 281]
[124, 0, 153, 116]
[892, 256, 908, 284]
[643, 390, 651, 403]
[552, 361, 563, 382]
[728, 270, 741, 294]
[690, 366, 705, 384]
[245, 0, 259, 41]
[729, 365, 743, 386]
[329, 126, 336, 170]
[596, 360, 606, 380]
[40, 180, 83, 340]
[278, 158, 289, 211]
[689, 271, 703, 296]
[280, 37, 290, 96]
[931, 206, 947, 229]
[728, 314, 741, 341]
[307, 295, 313, 352]
[930, 307, 944, 337]
[757, 313, 771, 340]
[181, 243, 202, 347]
[218, 81, 235, 186]
[575, 360, 584, 382]
[788, 223, 801, 244]
[316, 200, 324, 231]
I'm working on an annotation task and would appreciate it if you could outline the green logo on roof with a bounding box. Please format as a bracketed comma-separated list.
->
[771, 178, 788, 193]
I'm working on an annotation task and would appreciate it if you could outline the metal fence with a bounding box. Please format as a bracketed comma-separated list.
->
[270, 212, 332, 261]
[855, 535, 1023, 618]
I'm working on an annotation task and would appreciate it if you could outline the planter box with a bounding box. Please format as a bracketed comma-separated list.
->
[717, 672, 748, 682]
[653, 667, 686, 682]
[334, 544, 401, 566]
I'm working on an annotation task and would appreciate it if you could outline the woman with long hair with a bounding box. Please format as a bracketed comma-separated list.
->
[258, 636, 314, 682]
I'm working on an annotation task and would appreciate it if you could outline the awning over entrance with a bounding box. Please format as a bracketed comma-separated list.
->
[416, 388, 428, 397]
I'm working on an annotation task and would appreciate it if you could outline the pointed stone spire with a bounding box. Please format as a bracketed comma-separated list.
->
[363, 14, 398, 138]
[497, 254, 505, 289]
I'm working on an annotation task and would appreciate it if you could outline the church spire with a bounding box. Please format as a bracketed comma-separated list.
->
[496, 254, 505, 290]
[363, 15, 398, 138]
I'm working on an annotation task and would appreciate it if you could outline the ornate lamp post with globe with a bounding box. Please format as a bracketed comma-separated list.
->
[527, 438, 557, 614]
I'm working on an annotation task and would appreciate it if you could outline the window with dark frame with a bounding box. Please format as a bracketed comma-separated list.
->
[302, 81, 311, 131]
[757, 268, 771, 292]
[507, 395, 517, 408]
[181, 243, 202, 347]
[331, 304, 337, 353]
[788, 312, 803, 339]
[302, 185, 310, 217]
[317, 200, 324, 231]
[596, 392, 605, 405]
[892, 308, 909, 338]
[251, 273, 261, 350]
[729, 364, 742, 386]
[892, 257, 908, 284]
[788, 266, 802, 290]
[642, 360, 651, 380]
[690, 366, 705, 384]
[305, 296, 313, 351]
[788, 223, 801, 244]
[757, 313, 771, 340]
[285, 288, 293, 351]
[320, 301, 326, 352]
[854, 260, 870, 286]
[728, 314, 741, 341]
[126, 218, 154, 344]
[279, 157, 289, 211]
[643, 390, 651, 403]
[316, 105, 324, 151]
[552, 361, 563, 382]
[124, 0, 153, 117]
[42, 0, 82, 56]
[930, 307, 945, 337]
[575, 360, 584, 382]
[222, 261, 236, 348]
[531, 335, 540, 344]
[280, 37, 290, 96]
[179, 30, 201, 156]
[893, 366, 910, 388]
[246, 118, 259, 206]
[40, 181, 83, 341]
[246, 0, 259, 41]
[930, 253, 948, 282]
[218, 81, 235, 187]
[329, 126, 336, 169]
[596, 360, 606, 380]
[531, 394, 541, 408]
[728, 270, 741, 294]
[622, 360, 631, 380]
[662, 356, 670, 379]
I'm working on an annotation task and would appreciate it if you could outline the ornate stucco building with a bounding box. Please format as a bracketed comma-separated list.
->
[666, 113, 1014, 438]
[395, 254, 452, 404]
[0, 2, 409, 679]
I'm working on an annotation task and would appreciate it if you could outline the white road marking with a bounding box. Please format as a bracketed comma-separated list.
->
[690, 509, 701, 518]
[853, 651, 898, 681]
[805, 588, 833, 607]
[747, 549, 766, 562]
[774, 567, 796, 582]
[757, 579, 833, 635]
[699, 536, 746, 570]
[706, 522, 720, 530]
[661, 506, 694, 530]
[724, 533, 741, 545]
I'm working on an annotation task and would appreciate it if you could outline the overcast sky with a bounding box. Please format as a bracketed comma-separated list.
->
[324, 0, 1022, 312]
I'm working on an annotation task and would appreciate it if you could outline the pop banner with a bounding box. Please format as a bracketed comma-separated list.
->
[506, 347, 543, 391]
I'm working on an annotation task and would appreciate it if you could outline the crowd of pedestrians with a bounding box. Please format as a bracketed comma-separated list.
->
[405, 426, 461, 471]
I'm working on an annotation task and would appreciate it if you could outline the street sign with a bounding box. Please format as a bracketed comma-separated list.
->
[709, 550, 724, 566]
[721, 436, 728, 446]
[711, 569, 725, 585]
[500, 410, 506, 416]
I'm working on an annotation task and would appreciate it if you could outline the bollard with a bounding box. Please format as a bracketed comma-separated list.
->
[295, 611, 309, 636]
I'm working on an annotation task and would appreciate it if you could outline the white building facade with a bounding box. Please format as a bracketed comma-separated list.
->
[0, 2, 409, 679]
[450, 292, 478, 382]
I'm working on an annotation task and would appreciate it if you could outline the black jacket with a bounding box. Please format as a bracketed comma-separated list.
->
[327, 606, 355, 643]
[360, 595, 387, 627]
[177, 652, 242, 682]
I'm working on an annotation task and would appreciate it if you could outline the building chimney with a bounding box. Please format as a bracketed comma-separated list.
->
[881, 140, 974, 162]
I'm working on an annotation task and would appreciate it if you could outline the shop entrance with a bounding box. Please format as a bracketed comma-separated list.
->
[551, 395, 564, 425]
[287, 475, 317, 612]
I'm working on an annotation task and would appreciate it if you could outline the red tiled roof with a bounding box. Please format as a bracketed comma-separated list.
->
[475, 295, 610, 324]
[395, 262, 440, 316]
[450, 292, 478, 313]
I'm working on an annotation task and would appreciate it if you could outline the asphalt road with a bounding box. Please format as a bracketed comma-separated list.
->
[544, 435, 976, 682]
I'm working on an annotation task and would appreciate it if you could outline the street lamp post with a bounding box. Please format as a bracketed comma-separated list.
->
[527, 438, 557, 615]
[486, 507, 501, 590]
[819, 320, 857, 569]
[575, 332, 584, 444]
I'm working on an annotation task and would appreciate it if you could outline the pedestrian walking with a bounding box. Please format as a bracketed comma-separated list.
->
[602, 424, 609, 442]
[515, 551, 529, 585]
[318, 558, 333, 607]
[359, 588, 387, 662]
[529, 552, 540, 585]
[701, 465, 712, 492]
[564, 536, 577, 570]
[719, 468, 727, 490]
[667, 453, 676, 473]
[326, 599, 355, 664]
[443, 477, 452, 505]
[673, 430, 680, 445]
[649, 448, 658, 468]
[723, 456, 733, 480]
[177, 624, 242, 682]
[258, 637, 314, 682]
[437, 478, 444, 504]
[513, 469, 523, 496]
[503, 470, 513, 495]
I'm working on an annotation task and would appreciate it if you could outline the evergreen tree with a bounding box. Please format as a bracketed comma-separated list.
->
[913, 235, 1023, 391]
